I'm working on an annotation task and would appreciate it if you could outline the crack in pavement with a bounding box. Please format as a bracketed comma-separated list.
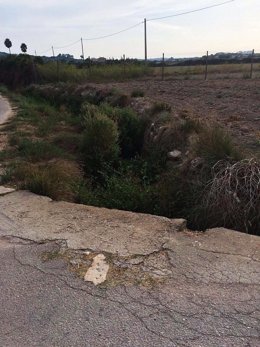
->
[11, 243, 180, 346]
[0, 227, 257, 347]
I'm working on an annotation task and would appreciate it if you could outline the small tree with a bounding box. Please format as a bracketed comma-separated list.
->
[20, 43, 27, 53]
[4, 38, 12, 54]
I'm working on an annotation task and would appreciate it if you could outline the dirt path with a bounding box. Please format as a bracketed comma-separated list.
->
[0, 94, 13, 151]
[0, 94, 13, 124]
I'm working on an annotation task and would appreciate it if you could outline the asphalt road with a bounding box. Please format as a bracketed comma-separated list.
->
[0, 233, 259, 347]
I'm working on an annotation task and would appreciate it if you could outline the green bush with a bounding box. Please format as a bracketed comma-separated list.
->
[81, 113, 119, 177]
[100, 105, 146, 159]
[0, 55, 36, 88]
[100, 175, 156, 212]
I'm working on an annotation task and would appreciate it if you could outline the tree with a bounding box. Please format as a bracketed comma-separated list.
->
[20, 43, 27, 53]
[4, 38, 12, 54]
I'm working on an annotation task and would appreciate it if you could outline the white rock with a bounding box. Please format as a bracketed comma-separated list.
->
[0, 186, 15, 196]
[167, 150, 182, 160]
[84, 254, 109, 285]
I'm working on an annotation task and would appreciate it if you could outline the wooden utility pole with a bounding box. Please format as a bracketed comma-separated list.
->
[250, 49, 254, 79]
[162, 53, 165, 81]
[123, 54, 126, 78]
[81, 38, 85, 60]
[205, 50, 209, 80]
[52, 46, 55, 57]
[57, 60, 60, 82]
[144, 18, 147, 62]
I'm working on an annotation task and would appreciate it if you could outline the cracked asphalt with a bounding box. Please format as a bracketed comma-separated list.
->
[0, 199, 259, 347]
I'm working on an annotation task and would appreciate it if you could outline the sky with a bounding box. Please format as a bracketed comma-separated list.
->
[0, 0, 259, 59]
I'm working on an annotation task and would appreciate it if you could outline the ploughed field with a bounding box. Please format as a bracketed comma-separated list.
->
[100, 79, 260, 155]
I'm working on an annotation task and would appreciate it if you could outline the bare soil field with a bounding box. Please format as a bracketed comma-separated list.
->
[100, 79, 260, 155]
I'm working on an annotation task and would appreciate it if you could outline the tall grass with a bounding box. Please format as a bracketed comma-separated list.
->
[37, 62, 151, 83]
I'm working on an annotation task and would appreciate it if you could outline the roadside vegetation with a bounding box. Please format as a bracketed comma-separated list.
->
[0, 54, 259, 235]
[0, 55, 151, 87]
[0, 81, 259, 236]
[1, 55, 259, 89]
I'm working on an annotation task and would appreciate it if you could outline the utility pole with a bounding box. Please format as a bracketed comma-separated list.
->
[52, 46, 55, 57]
[205, 50, 209, 80]
[250, 49, 254, 79]
[144, 18, 147, 62]
[123, 54, 126, 79]
[34, 50, 37, 57]
[162, 53, 165, 81]
[81, 38, 85, 60]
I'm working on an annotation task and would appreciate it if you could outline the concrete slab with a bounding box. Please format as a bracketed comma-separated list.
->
[0, 186, 15, 196]
[0, 190, 182, 256]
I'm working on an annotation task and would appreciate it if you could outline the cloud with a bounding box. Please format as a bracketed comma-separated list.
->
[1, 0, 259, 58]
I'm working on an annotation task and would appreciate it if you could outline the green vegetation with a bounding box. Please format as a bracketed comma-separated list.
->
[0, 55, 151, 88]
[0, 83, 259, 235]
[131, 89, 145, 97]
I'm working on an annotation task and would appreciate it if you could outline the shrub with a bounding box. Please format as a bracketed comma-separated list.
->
[100, 104, 146, 158]
[0, 54, 36, 88]
[116, 108, 145, 158]
[156, 168, 205, 222]
[194, 126, 242, 166]
[131, 89, 145, 97]
[100, 175, 156, 212]
[81, 113, 119, 177]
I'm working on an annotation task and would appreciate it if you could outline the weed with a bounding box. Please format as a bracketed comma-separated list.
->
[17, 138, 65, 162]
[150, 102, 171, 115]
[131, 89, 145, 98]
[194, 126, 242, 166]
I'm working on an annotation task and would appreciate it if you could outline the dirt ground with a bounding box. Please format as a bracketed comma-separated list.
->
[99, 79, 260, 155]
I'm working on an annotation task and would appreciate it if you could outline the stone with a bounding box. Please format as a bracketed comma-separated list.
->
[0, 186, 15, 196]
[84, 254, 109, 285]
[167, 150, 182, 160]
[171, 219, 187, 232]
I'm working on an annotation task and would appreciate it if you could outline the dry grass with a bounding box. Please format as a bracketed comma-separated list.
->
[204, 159, 260, 234]
[153, 63, 260, 79]
[13, 159, 82, 201]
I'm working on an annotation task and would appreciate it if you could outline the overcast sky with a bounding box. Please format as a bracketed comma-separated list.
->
[0, 0, 259, 59]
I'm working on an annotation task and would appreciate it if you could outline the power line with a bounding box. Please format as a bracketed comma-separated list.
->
[147, 0, 235, 22]
[53, 39, 81, 50]
[82, 22, 143, 41]
[34, 0, 236, 56]
[37, 47, 52, 55]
